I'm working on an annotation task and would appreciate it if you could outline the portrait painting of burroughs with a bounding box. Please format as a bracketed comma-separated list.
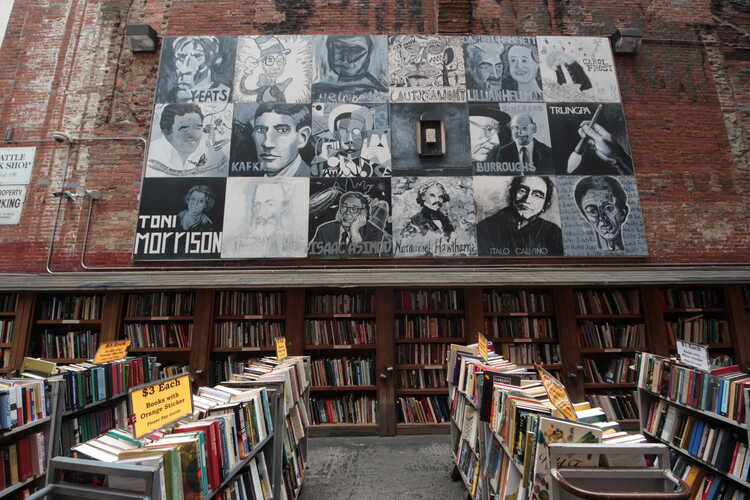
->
[312, 35, 389, 103]
[221, 178, 309, 258]
[392, 177, 477, 257]
[155, 36, 237, 104]
[307, 179, 392, 258]
[310, 103, 390, 177]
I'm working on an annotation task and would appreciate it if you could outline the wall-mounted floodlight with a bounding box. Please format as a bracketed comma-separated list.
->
[610, 28, 643, 55]
[126, 24, 158, 53]
[51, 131, 73, 144]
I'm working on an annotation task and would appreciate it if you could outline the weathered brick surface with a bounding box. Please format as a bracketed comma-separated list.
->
[0, 0, 747, 272]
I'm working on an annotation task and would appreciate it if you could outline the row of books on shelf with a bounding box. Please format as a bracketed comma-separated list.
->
[636, 352, 750, 423]
[311, 394, 377, 425]
[645, 398, 749, 479]
[579, 321, 645, 349]
[123, 323, 192, 348]
[397, 289, 462, 311]
[0, 294, 17, 314]
[217, 291, 284, 316]
[0, 378, 47, 430]
[583, 357, 635, 384]
[0, 430, 46, 491]
[214, 321, 284, 348]
[397, 368, 447, 389]
[397, 395, 449, 423]
[483, 317, 556, 340]
[483, 290, 551, 314]
[0, 319, 13, 343]
[59, 399, 129, 452]
[0, 350, 10, 369]
[37, 329, 98, 359]
[125, 292, 194, 317]
[672, 455, 747, 500]
[665, 289, 723, 309]
[396, 343, 449, 364]
[304, 320, 375, 345]
[39, 295, 102, 321]
[306, 293, 373, 314]
[497, 343, 560, 365]
[585, 393, 639, 421]
[394, 316, 464, 339]
[575, 289, 641, 316]
[310, 357, 374, 387]
[667, 316, 729, 346]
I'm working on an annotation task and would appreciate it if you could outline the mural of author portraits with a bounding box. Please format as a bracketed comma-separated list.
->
[135, 34, 647, 260]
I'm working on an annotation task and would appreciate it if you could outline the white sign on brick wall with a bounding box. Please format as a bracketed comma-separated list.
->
[0, 185, 26, 225]
[0, 147, 35, 185]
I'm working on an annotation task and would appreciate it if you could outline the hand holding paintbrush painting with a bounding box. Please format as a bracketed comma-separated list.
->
[566, 104, 633, 175]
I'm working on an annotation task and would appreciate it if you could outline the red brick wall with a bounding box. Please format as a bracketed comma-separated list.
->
[0, 0, 746, 272]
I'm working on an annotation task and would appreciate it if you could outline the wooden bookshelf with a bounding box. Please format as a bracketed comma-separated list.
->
[0, 293, 18, 371]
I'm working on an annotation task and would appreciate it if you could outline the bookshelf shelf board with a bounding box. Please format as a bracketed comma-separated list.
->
[484, 311, 552, 317]
[492, 337, 559, 344]
[394, 337, 465, 344]
[583, 383, 637, 389]
[36, 319, 102, 325]
[0, 416, 51, 442]
[311, 385, 376, 392]
[396, 422, 451, 434]
[396, 388, 448, 395]
[663, 308, 724, 314]
[213, 346, 276, 353]
[215, 315, 285, 320]
[0, 311, 14, 317]
[42, 357, 89, 363]
[396, 309, 465, 315]
[0, 368, 10, 374]
[0, 343, 11, 348]
[575, 314, 643, 320]
[308, 423, 378, 437]
[128, 347, 192, 353]
[206, 434, 272, 499]
[304, 344, 376, 351]
[643, 430, 750, 490]
[580, 347, 642, 354]
[0, 472, 45, 498]
[61, 392, 128, 418]
[304, 313, 375, 319]
[395, 363, 447, 370]
[123, 316, 194, 322]
[641, 389, 746, 430]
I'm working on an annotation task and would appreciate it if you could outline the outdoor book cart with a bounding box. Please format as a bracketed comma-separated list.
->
[548, 443, 690, 500]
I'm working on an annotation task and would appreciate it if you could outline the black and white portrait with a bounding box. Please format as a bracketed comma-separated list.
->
[310, 103, 390, 177]
[548, 102, 633, 176]
[134, 178, 226, 260]
[557, 175, 647, 257]
[471, 103, 553, 176]
[390, 103, 471, 176]
[392, 177, 477, 257]
[233, 35, 312, 104]
[229, 103, 313, 177]
[464, 36, 543, 102]
[538, 36, 620, 103]
[155, 36, 237, 104]
[221, 178, 309, 258]
[147, 103, 232, 178]
[389, 35, 466, 103]
[308, 179, 392, 258]
[312, 35, 388, 103]
[474, 175, 563, 257]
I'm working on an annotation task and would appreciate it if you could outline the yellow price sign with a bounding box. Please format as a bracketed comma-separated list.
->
[477, 332, 489, 361]
[130, 374, 193, 438]
[93, 340, 131, 364]
[276, 337, 288, 360]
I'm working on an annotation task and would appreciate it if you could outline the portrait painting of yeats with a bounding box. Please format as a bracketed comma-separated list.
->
[233, 35, 312, 104]
[392, 177, 477, 257]
[310, 103, 390, 177]
[146, 103, 232, 178]
[307, 179, 393, 258]
[557, 175, 647, 257]
[221, 178, 309, 258]
[155, 36, 237, 104]
[312, 35, 388, 103]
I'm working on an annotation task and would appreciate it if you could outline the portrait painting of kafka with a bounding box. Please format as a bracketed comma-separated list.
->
[548, 102, 633, 176]
[312, 35, 389, 103]
[392, 177, 477, 257]
[557, 175, 647, 257]
[389, 35, 467, 103]
[307, 178, 393, 258]
[310, 103, 390, 177]
[229, 103, 314, 177]
[134, 177, 226, 260]
[155, 36, 237, 104]
[474, 175, 564, 257]
[538, 36, 620, 103]
[471, 102, 553, 176]
[146, 102, 232, 178]
[233, 35, 312, 104]
[221, 178, 309, 258]
[464, 36, 543, 103]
